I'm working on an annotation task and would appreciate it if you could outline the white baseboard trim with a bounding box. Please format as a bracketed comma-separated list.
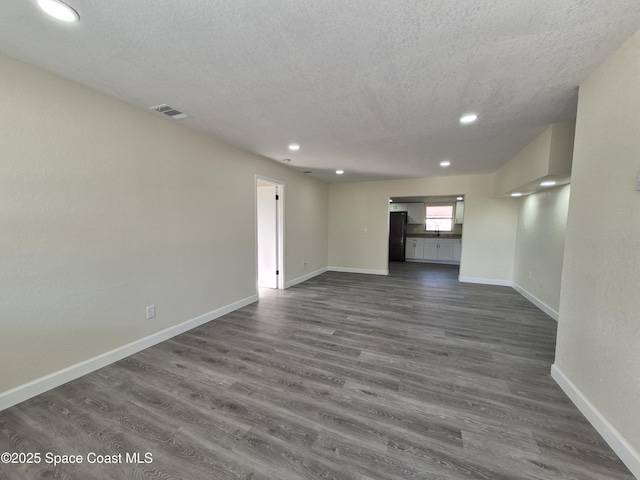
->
[0, 294, 258, 412]
[328, 266, 389, 276]
[512, 283, 559, 321]
[551, 364, 640, 479]
[284, 267, 328, 289]
[458, 276, 513, 287]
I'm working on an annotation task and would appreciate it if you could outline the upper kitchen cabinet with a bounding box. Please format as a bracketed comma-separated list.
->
[455, 201, 464, 224]
[389, 202, 408, 212]
[407, 203, 425, 225]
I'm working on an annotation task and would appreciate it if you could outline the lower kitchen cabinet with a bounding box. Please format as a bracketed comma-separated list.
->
[437, 239, 454, 261]
[423, 238, 453, 261]
[406, 237, 423, 260]
[453, 239, 462, 262]
[422, 239, 439, 260]
[406, 237, 460, 264]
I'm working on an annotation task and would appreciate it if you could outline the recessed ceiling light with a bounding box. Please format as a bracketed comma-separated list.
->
[288, 144, 300, 151]
[540, 181, 556, 187]
[336, 170, 344, 175]
[511, 192, 523, 197]
[460, 113, 478, 124]
[456, 196, 463, 201]
[38, 0, 79, 22]
[440, 160, 451, 167]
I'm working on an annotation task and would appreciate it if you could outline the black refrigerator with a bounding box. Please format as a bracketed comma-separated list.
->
[388, 211, 407, 261]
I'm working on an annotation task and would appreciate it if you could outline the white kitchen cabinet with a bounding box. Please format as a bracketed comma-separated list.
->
[437, 239, 454, 261]
[405, 237, 424, 259]
[406, 202, 425, 224]
[422, 239, 439, 260]
[424, 238, 453, 261]
[455, 201, 465, 224]
[415, 238, 456, 263]
[453, 239, 462, 262]
[389, 202, 408, 212]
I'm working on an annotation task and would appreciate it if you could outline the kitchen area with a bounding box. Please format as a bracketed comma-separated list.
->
[389, 196, 464, 265]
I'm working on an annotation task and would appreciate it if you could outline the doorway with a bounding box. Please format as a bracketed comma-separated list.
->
[388, 194, 465, 273]
[256, 176, 284, 291]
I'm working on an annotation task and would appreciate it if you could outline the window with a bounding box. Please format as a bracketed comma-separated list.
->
[425, 205, 454, 232]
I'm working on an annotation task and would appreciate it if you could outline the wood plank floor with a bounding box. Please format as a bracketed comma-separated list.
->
[0, 263, 634, 479]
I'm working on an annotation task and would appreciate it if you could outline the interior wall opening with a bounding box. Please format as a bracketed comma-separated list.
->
[388, 194, 465, 271]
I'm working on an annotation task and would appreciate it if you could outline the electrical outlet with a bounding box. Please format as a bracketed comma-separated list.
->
[146, 305, 156, 319]
[303, 259, 308, 267]
[528, 271, 532, 280]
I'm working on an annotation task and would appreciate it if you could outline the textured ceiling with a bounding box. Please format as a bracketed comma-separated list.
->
[2, 1, 640, 183]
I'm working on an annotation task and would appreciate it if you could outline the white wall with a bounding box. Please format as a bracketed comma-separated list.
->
[494, 126, 553, 195]
[554, 29, 640, 469]
[512, 185, 571, 319]
[548, 123, 576, 176]
[494, 123, 575, 197]
[0, 53, 328, 399]
[328, 174, 518, 283]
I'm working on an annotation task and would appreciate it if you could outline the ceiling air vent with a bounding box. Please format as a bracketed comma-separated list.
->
[149, 104, 188, 120]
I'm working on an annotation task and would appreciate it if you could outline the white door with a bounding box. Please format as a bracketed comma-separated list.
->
[257, 184, 278, 288]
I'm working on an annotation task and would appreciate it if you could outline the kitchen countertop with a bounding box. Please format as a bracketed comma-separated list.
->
[406, 233, 462, 239]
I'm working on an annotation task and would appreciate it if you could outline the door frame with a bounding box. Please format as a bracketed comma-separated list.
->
[255, 175, 285, 290]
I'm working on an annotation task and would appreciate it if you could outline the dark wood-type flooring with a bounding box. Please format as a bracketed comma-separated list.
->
[0, 263, 634, 479]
